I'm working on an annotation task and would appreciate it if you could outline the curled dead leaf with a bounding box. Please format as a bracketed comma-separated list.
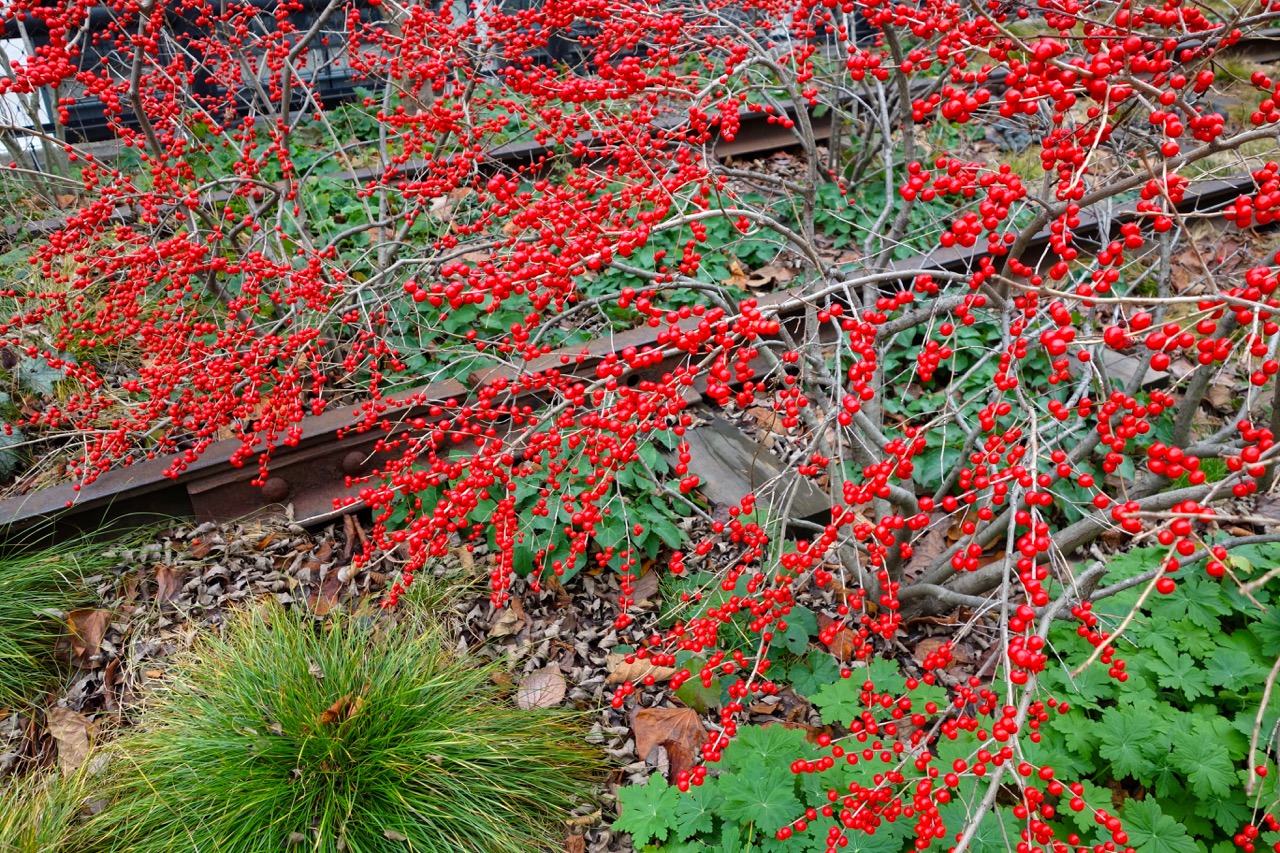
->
[517, 666, 567, 710]
[318, 693, 363, 726]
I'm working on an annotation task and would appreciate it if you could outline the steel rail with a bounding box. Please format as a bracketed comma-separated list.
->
[0, 158, 1262, 534]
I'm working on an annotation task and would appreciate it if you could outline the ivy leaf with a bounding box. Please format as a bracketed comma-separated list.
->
[1131, 615, 1180, 662]
[1047, 711, 1102, 764]
[615, 776, 682, 847]
[1205, 647, 1269, 688]
[1144, 653, 1212, 701]
[1120, 798, 1198, 853]
[1059, 779, 1112, 836]
[864, 656, 907, 697]
[1020, 726, 1095, 779]
[717, 763, 802, 834]
[672, 777, 720, 841]
[1173, 620, 1218, 658]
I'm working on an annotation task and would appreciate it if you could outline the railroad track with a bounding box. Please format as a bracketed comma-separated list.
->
[0, 165, 1262, 534]
[1, 32, 1277, 536]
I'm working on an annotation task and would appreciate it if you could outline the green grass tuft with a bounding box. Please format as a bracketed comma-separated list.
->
[0, 768, 90, 853]
[89, 605, 598, 853]
[0, 538, 106, 708]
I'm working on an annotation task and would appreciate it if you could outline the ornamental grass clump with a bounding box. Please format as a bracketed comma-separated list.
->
[0, 538, 103, 708]
[0, 768, 91, 853]
[90, 605, 597, 853]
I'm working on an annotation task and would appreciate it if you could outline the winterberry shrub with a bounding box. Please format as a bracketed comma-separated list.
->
[5, 0, 1280, 849]
[86, 605, 597, 852]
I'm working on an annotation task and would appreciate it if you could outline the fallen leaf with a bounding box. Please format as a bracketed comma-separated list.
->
[490, 597, 526, 638]
[59, 609, 110, 669]
[631, 569, 660, 605]
[517, 666, 567, 709]
[746, 405, 786, 435]
[189, 539, 213, 559]
[155, 567, 184, 602]
[745, 261, 798, 290]
[723, 259, 751, 288]
[816, 614, 858, 662]
[311, 568, 343, 617]
[1206, 383, 1236, 412]
[631, 707, 707, 777]
[912, 638, 951, 667]
[763, 719, 829, 745]
[605, 653, 678, 685]
[565, 835, 586, 853]
[47, 706, 93, 772]
[318, 694, 354, 726]
[102, 658, 121, 711]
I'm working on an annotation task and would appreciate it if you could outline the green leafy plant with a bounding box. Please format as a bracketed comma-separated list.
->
[0, 537, 107, 708]
[1029, 545, 1280, 853]
[88, 604, 598, 853]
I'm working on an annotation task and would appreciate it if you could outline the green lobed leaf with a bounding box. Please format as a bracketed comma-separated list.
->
[717, 763, 802, 835]
[672, 777, 720, 841]
[615, 776, 682, 847]
[1120, 798, 1199, 853]
[1204, 647, 1269, 688]
[1096, 705, 1167, 781]
[780, 606, 818, 655]
[1145, 653, 1213, 702]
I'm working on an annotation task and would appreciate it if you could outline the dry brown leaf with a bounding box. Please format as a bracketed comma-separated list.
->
[490, 596, 526, 638]
[565, 835, 586, 853]
[315, 692, 365, 727]
[47, 706, 93, 772]
[60, 608, 110, 669]
[605, 653, 678, 685]
[816, 614, 858, 662]
[155, 567, 184, 602]
[102, 657, 121, 711]
[745, 261, 798, 290]
[723, 259, 751, 288]
[631, 569, 660, 605]
[662, 738, 697, 782]
[1206, 383, 1236, 412]
[189, 539, 213, 559]
[746, 405, 786, 435]
[631, 707, 707, 771]
[912, 637, 951, 668]
[517, 666, 567, 710]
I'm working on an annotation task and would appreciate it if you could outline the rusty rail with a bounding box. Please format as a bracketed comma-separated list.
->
[0, 159, 1262, 534]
